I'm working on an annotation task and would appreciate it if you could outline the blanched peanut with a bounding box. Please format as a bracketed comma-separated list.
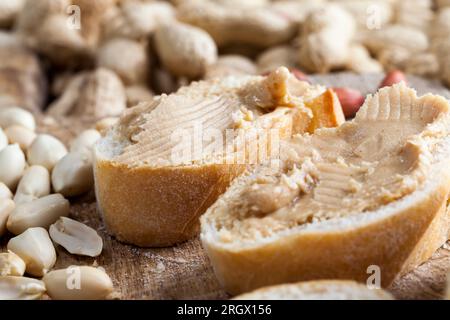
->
[0, 182, 12, 199]
[14, 165, 51, 204]
[154, 22, 218, 78]
[43, 266, 114, 300]
[0, 251, 26, 276]
[49, 217, 103, 257]
[4, 125, 36, 151]
[0, 276, 46, 300]
[7, 227, 56, 277]
[0, 198, 15, 236]
[0, 127, 7, 151]
[27, 134, 68, 171]
[52, 152, 94, 197]
[0, 144, 26, 190]
[7, 193, 69, 235]
[0, 107, 36, 131]
[69, 129, 101, 156]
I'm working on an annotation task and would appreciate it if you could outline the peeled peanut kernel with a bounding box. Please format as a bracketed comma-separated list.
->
[0, 182, 13, 199]
[43, 266, 114, 300]
[13, 193, 37, 205]
[0, 251, 26, 276]
[4, 125, 37, 151]
[332, 87, 365, 118]
[0, 144, 26, 190]
[0, 198, 15, 236]
[0, 107, 36, 131]
[14, 165, 50, 204]
[0, 128, 7, 151]
[50, 217, 103, 257]
[70, 129, 101, 156]
[51, 152, 94, 197]
[27, 134, 68, 171]
[379, 70, 408, 88]
[0, 276, 46, 300]
[7, 194, 70, 235]
[7, 227, 56, 277]
[95, 117, 119, 135]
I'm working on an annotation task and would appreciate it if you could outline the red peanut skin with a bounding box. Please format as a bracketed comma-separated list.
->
[332, 87, 365, 118]
[379, 70, 408, 88]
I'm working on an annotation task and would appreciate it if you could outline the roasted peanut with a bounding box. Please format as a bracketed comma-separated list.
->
[4, 125, 36, 151]
[14, 165, 51, 204]
[7, 193, 69, 235]
[0, 276, 46, 300]
[49, 217, 103, 257]
[7, 227, 56, 277]
[0, 182, 13, 199]
[43, 266, 114, 300]
[51, 152, 94, 197]
[379, 70, 408, 88]
[257, 45, 298, 74]
[27, 134, 67, 171]
[0, 250, 26, 276]
[70, 129, 101, 156]
[298, 5, 356, 73]
[154, 22, 218, 78]
[0, 127, 7, 151]
[0, 107, 36, 131]
[0, 198, 15, 236]
[0, 144, 26, 190]
[97, 38, 149, 85]
[332, 87, 365, 118]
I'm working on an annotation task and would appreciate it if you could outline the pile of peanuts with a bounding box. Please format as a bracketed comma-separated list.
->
[0, 1, 449, 118]
[0, 0, 448, 299]
[0, 107, 113, 300]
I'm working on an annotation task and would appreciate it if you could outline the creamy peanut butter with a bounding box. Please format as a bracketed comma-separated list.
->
[210, 84, 450, 242]
[103, 67, 325, 167]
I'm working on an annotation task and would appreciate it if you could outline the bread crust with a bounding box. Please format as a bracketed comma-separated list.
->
[201, 165, 450, 295]
[233, 279, 394, 300]
[95, 160, 246, 247]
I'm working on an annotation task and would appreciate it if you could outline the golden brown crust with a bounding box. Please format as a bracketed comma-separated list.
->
[202, 179, 449, 294]
[95, 160, 247, 247]
[200, 84, 450, 294]
[233, 280, 394, 300]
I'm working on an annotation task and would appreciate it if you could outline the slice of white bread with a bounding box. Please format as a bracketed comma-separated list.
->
[233, 280, 394, 300]
[94, 67, 344, 247]
[201, 83, 450, 294]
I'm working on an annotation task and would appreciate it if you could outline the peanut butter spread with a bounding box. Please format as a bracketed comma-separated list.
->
[207, 84, 450, 242]
[100, 67, 326, 167]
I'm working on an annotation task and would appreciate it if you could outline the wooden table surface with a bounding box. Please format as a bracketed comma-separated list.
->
[2, 73, 449, 300]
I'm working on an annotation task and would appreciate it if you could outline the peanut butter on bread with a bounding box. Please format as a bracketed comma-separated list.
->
[94, 67, 344, 246]
[201, 83, 450, 294]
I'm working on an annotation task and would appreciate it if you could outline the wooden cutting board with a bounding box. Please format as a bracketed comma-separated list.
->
[2, 73, 449, 300]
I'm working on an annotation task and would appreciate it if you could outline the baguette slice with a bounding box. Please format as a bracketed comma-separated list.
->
[94, 67, 344, 247]
[234, 280, 393, 300]
[201, 83, 450, 294]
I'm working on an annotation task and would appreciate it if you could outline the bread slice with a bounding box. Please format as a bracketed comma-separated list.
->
[201, 83, 450, 294]
[94, 67, 344, 247]
[233, 280, 394, 300]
